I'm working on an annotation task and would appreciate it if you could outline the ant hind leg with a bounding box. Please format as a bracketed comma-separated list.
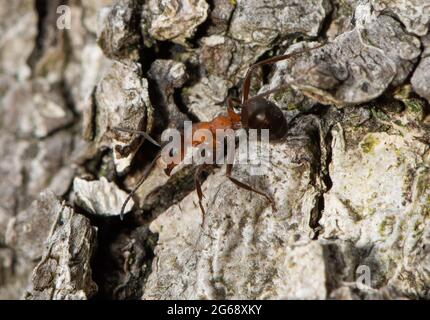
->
[226, 163, 277, 212]
[194, 165, 207, 227]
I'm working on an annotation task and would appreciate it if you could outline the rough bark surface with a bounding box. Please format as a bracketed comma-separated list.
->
[0, 0, 429, 300]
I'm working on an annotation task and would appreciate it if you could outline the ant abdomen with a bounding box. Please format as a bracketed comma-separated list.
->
[241, 97, 287, 140]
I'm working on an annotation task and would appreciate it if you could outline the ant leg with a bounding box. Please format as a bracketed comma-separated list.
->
[226, 96, 242, 123]
[227, 96, 240, 114]
[246, 85, 290, 102]
[119, 154, 161, 220]
[226, 163, 277, 211]
[114, 127, 161, 147]
[194, 165, 207, 226]
[246, 63, 323, 103]
[183, 164, 212, 267]
[241, 43, 326, 103]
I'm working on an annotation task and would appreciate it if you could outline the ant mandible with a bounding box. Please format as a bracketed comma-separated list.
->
[115, 44, 324, 220]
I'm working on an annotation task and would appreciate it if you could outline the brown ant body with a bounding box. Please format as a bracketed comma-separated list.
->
[116, 45, 323, 219]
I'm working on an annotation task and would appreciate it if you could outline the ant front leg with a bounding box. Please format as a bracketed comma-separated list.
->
[241, 44, 326, 103]
[227, 96, 240, 116]
[226, 96, 242, 126]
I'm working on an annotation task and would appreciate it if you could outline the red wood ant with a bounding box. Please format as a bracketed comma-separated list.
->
[115, 45, 323, 220]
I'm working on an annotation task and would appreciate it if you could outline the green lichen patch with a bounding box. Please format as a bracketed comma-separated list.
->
[370, 107, 390, 122]
[286, 103, 299, 111]
[361, 134, 380, 154]
[404, 98, 424, 114]
[379, 215, 395, 236]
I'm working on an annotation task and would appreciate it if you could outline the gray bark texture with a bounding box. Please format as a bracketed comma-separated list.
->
[0, 0, 429, 300]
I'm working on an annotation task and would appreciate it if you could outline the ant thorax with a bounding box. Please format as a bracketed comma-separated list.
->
[160, 122, 233, 176]
[159, 120, 271, 177]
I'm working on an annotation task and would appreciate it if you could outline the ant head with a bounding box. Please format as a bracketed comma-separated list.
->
[241, 97, 287, 140]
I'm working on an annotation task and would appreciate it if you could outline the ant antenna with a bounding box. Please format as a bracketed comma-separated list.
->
[114, 127, 161, 147]
[119, 154, 161, 220]
[113, 127, 162, 220]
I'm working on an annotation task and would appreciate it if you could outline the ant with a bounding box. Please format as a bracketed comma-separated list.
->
[115, 44, 324, 220]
